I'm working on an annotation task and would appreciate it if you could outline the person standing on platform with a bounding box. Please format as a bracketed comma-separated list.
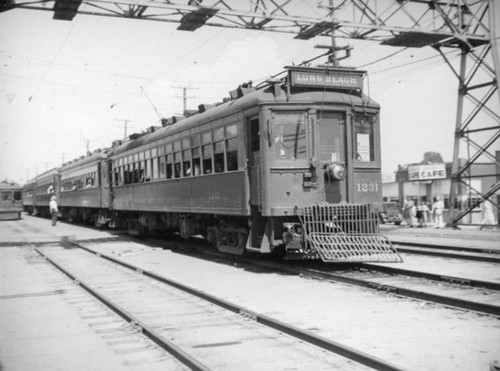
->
[403, 198, 411, 227]
[416, 202, 425, 228]
[480, 199, 496, 231]
[432, 196, 444, 228]
[49, 196, 58, 226]
[422, 202, 430, 227]
[408, 200, 417, 227]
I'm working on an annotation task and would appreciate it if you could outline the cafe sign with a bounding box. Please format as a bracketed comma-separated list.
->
[409, 163, 446, 181]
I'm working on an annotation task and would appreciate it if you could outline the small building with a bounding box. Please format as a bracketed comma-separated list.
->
[383, 160, 499, 225]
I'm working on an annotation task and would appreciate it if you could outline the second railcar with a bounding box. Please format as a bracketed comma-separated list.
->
[22, 181, 35, 215]
[32, 169, 59, 218]
[58, 149, 110, 225]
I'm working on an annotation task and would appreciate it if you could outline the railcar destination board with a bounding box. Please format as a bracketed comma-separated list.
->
[288, 67, 364, 91]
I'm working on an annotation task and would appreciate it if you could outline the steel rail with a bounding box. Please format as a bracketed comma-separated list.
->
[177, 246, 500, 318]
[395, 246, 500, 264]
[64, 238, 405, 371]
[264, 262, 500, 317]
[389, 239, 500, 255]
[34, 247, 211, 371]
[360, 263, 500, 292]
[63, 233, 500, 317]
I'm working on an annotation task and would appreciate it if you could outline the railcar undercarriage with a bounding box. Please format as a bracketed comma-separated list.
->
[282, 203, 403, 263]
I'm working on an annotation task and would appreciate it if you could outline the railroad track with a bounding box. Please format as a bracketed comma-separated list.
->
[20, 216, 500, 318]
[6, 217, 500, 370]
[141, 237, 500, 318]
[35, 239, 404, 371]
[392, 243, 500, 264]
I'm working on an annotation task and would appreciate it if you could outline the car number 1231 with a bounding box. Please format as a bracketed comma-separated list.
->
[356, 183, 379, 192]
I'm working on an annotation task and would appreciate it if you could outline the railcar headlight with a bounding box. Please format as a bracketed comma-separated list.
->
[325, 163, 346, 181]
[331, 164, 346, 180]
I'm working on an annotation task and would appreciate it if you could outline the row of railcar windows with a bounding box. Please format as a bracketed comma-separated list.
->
[112, 124, 239, 187]
[61, 166, 99, 192]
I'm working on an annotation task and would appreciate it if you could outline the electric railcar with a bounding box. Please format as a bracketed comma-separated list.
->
[26, 169, 60, 218]
[24, 66, 402, 263]
[0, 181, 23, 220]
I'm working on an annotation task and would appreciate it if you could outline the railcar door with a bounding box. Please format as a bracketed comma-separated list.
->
[247, 116, 261, 206]
[316, 111, 347, 203]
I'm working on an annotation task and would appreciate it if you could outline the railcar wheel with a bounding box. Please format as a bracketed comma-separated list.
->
[214, 223, 248, 256]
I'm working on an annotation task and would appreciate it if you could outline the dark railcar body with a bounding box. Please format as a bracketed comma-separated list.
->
[105, 66, 401, 262]
[22, 66, 401, 263]
[32, 169, 59, 218]
[58, 150, 110, 224]
[22, 181, 35, 215]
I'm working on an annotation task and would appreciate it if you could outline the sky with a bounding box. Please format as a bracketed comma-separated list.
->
[0, 6, 498, 185]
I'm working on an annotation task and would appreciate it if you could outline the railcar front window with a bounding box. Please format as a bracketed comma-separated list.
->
[353, 114, 375, 163]
[272, 112, 307, 162]
[317, 112, 344, 162]
[1, 191, 11, 201]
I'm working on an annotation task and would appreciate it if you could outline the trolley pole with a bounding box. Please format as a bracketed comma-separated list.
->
[115, 119, 133, 139]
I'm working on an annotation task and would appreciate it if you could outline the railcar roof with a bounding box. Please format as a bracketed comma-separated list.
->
[109, 84, 379, 156]
[0, 181, 22, 190]
[33, 168, 59, 183]
[60, 150, 108, 173]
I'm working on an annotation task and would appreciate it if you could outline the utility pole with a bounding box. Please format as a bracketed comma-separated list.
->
[172, 85, 198, 113]
[115, 119, 134, 139]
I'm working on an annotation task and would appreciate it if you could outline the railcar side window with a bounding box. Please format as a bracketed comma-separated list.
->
[192, 147, 201, 175]
[152, 159, 158, 181]
[353, 114, 375, 163]
[174, 152, 182, 178]
[183, 149, 191, 176]
[144, 160, 151, 182]
[119, 165, 124, 185]
[202, 131, 212, 174]
[191, 134, 201, 176]
[202, 144, 213, 174]
[114, 161, 120, 186]
[214, 141, 224, 173]
[165, 154, 173, 179]
[272, 112, 307, 162]
[225, 124, 238, 171]
[226, 138, 238, 171]
[14, 191, 21, 201]
[173, 141, 181, 178]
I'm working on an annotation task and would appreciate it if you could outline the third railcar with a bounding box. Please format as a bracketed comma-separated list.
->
[24, 66, 402, 263]
[0, 181, 23, 220]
